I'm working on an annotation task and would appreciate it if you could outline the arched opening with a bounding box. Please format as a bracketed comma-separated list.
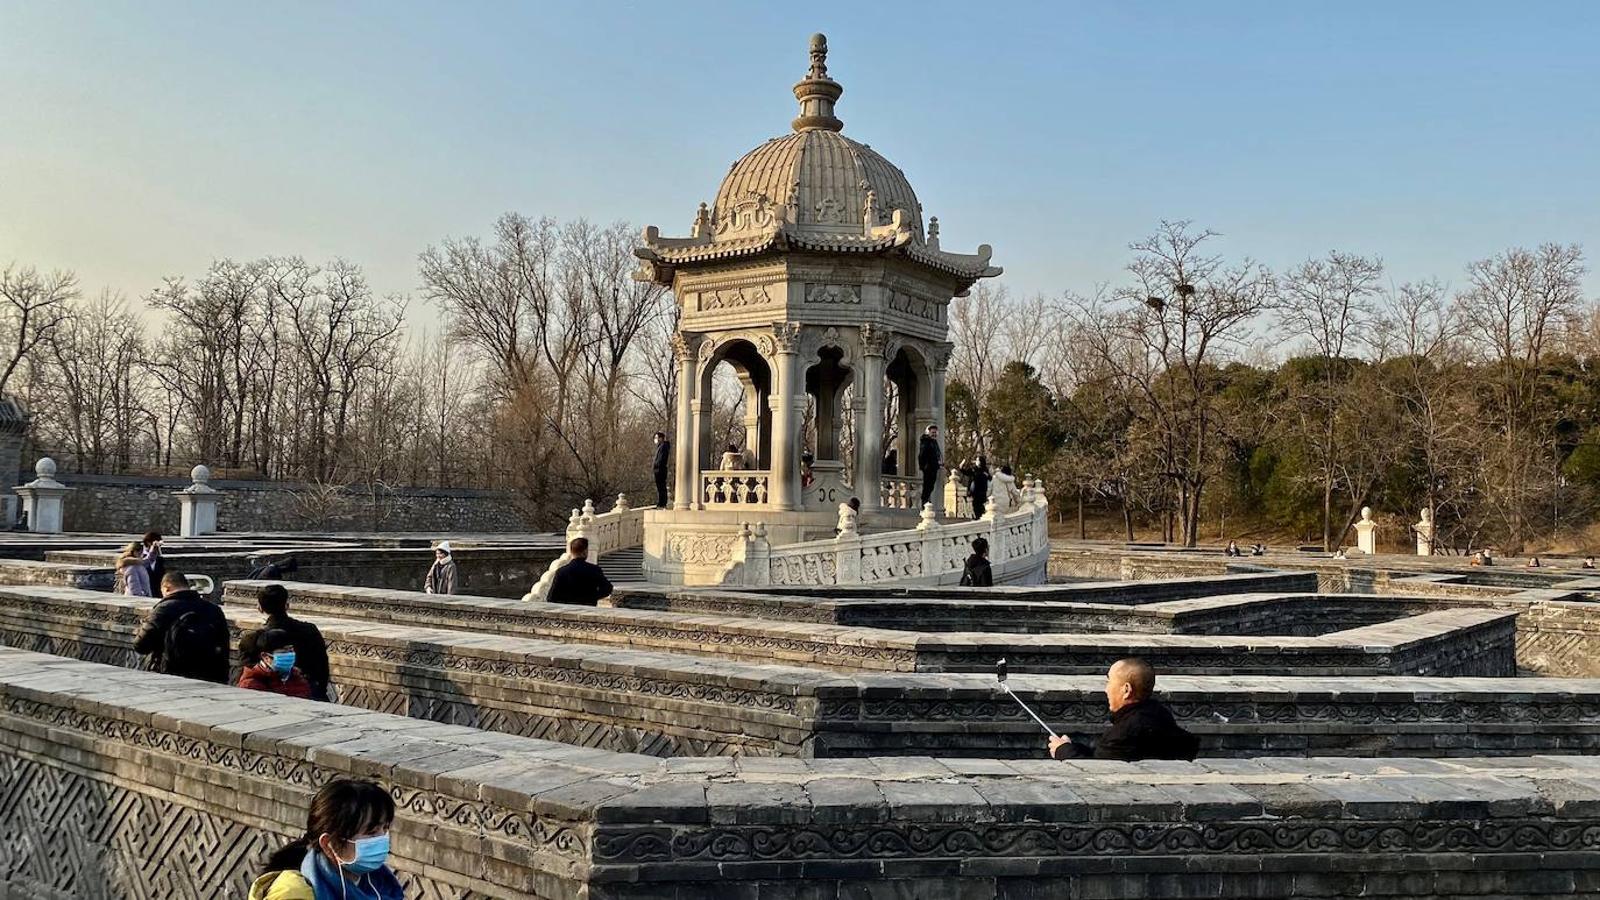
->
[886, 345, 933, 468]
[803, 346, 854, 463]
[696, 339, 772, 505]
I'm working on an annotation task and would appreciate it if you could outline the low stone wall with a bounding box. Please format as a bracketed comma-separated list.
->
[0, 558, 113, 591]
[48, 544, 563, 599]
[52, 472, 532, 533]
[614, 585, 1409, 637]
[222, 581, 1518, 677]
[0, 586, 1533, 761]
[4, 649, 1600, 898]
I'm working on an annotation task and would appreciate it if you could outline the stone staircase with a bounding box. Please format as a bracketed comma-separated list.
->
[601, 546, 647, 584]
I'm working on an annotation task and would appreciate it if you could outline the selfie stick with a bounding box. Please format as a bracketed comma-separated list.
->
[995, 658, 1058, 739]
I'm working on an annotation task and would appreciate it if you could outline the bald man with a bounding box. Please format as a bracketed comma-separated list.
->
[1048, 658, 1199, 761]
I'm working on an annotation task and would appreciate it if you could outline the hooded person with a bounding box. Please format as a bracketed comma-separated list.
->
[424, 541, 457, 595]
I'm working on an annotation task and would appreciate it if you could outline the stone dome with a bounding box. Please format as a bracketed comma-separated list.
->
[713, 129, 924, 243]
[636, 33, 1000, 291]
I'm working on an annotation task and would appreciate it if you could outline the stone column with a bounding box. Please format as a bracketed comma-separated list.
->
[855, 325, 886, 513]
[672, 336, 696, 510]
[15, 458, 69, 533]
[1353, 506, 1377, 555]
[174, 465, 221, 537]
[769, 324, 803, 511]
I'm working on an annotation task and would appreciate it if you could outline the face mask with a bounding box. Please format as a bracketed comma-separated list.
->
[337, 832, 390, 874]
[270, 651, 296, 677]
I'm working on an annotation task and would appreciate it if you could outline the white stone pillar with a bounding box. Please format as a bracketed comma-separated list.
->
[855, 325, 886, 513]
[15, 458, 69, 533]
[174, 465, 221, 537]
[769, 324, 803, 511]
[1353, 506, 1377, 555]
[672, 336, 696, 511]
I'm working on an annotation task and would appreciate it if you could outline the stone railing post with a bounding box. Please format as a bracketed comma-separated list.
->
[916, 503, 944, 577]
[175, 465, 221, 537]
[14, 458, 69, 533]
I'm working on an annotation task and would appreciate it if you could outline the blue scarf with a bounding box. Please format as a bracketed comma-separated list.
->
[299, 848, 404, 900]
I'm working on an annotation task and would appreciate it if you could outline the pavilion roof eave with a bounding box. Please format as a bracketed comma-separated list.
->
[635, 227, 1000, 289]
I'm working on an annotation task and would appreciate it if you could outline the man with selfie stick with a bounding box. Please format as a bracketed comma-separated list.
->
[996, 657, 1199, 762]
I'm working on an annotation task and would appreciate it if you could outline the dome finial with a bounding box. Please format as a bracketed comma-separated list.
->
[792, 33, 844, 133]
[808, 33, 829, 79]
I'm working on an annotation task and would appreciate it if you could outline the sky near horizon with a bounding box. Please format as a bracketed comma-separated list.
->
[4, 1, 1599, 318]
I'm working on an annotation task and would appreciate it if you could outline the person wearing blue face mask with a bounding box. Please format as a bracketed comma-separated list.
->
[250, 779, 403, 900]
[237, 628, 312, 699]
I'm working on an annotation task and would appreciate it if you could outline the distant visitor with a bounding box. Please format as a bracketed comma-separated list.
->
[132, 570, 229, 684]
[548, 537, 613, 606]
[652, 431, 671, 508]
[425, 541, 457, 594]
[959, 537, 993, 586]
[115, 540, 152, 596]
[237, 628, 312, 699]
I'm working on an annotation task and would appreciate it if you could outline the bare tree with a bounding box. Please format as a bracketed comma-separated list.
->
[0, 264, 78, 398]
[1455, 243, 1585, 550]
[1277, 251, 1385, 549]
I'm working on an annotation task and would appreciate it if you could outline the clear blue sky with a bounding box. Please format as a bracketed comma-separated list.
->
[4, 1, 1598, 311]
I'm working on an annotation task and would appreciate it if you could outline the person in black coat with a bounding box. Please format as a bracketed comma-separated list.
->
[959, 537, 993, 586]
[961, 456, 992, 519]
[652, 431, 671, 508]
[882, 447, 898, 476]
[251, 583, 332, 701]
[1048, 658, 1199, 762]
[548, 537, 614, 606]
[132, 571, 230, 684]
[141, 530, 166, 587]
[917, 425, 943, 505]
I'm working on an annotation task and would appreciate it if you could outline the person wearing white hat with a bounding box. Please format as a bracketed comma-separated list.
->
[424, 541, 457, 595]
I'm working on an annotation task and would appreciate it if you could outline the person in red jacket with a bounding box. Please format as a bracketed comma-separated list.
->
[238, 628, 313, 699]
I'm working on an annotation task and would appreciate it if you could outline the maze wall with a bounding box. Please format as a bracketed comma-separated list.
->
[3, 650, 1600, 899]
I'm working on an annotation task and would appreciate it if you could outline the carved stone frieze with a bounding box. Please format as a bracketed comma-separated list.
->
[699, 285, 773, 312]
[804, 283, 860, 305]
[664, 532, 739, 566]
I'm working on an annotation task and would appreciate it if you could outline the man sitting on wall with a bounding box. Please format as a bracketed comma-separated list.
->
[548, 537, 614, 606]
[1048, 658, 1199, 762]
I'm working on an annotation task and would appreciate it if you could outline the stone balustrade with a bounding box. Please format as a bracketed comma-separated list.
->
[699, 470, 771, 507]
[878, 474, 920, 510]
[525, 495, 648, 601]
[721, 481, 1050, 587]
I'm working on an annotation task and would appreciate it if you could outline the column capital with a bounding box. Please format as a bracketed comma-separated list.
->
[859, 322, 888, 358]
[671, 332, 697, 365]
[771, 322, 803, 354]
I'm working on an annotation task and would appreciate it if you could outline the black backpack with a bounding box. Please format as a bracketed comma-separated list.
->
[163, 609, 227, 677]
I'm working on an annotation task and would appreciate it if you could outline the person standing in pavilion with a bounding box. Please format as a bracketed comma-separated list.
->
[652, 431, 671, 508]
[917, 425, 943, 506]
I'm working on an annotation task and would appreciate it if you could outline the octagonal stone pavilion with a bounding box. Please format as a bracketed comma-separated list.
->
[633, 34, 1002, 583]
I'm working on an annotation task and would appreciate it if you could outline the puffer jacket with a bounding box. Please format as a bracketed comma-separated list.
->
[247, 871, 313, 900]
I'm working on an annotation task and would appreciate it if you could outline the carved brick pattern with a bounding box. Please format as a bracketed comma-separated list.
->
[0, 697, 589, 863]
[321, 640, 804, 714]
[338, 686, 756, 757]
[804, 283, 861, 305]
[0, 754, 471, 900]
[592, 818, 1600, 864]
[284, 595, 912, 669]
[815, 696, 1600, 725]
